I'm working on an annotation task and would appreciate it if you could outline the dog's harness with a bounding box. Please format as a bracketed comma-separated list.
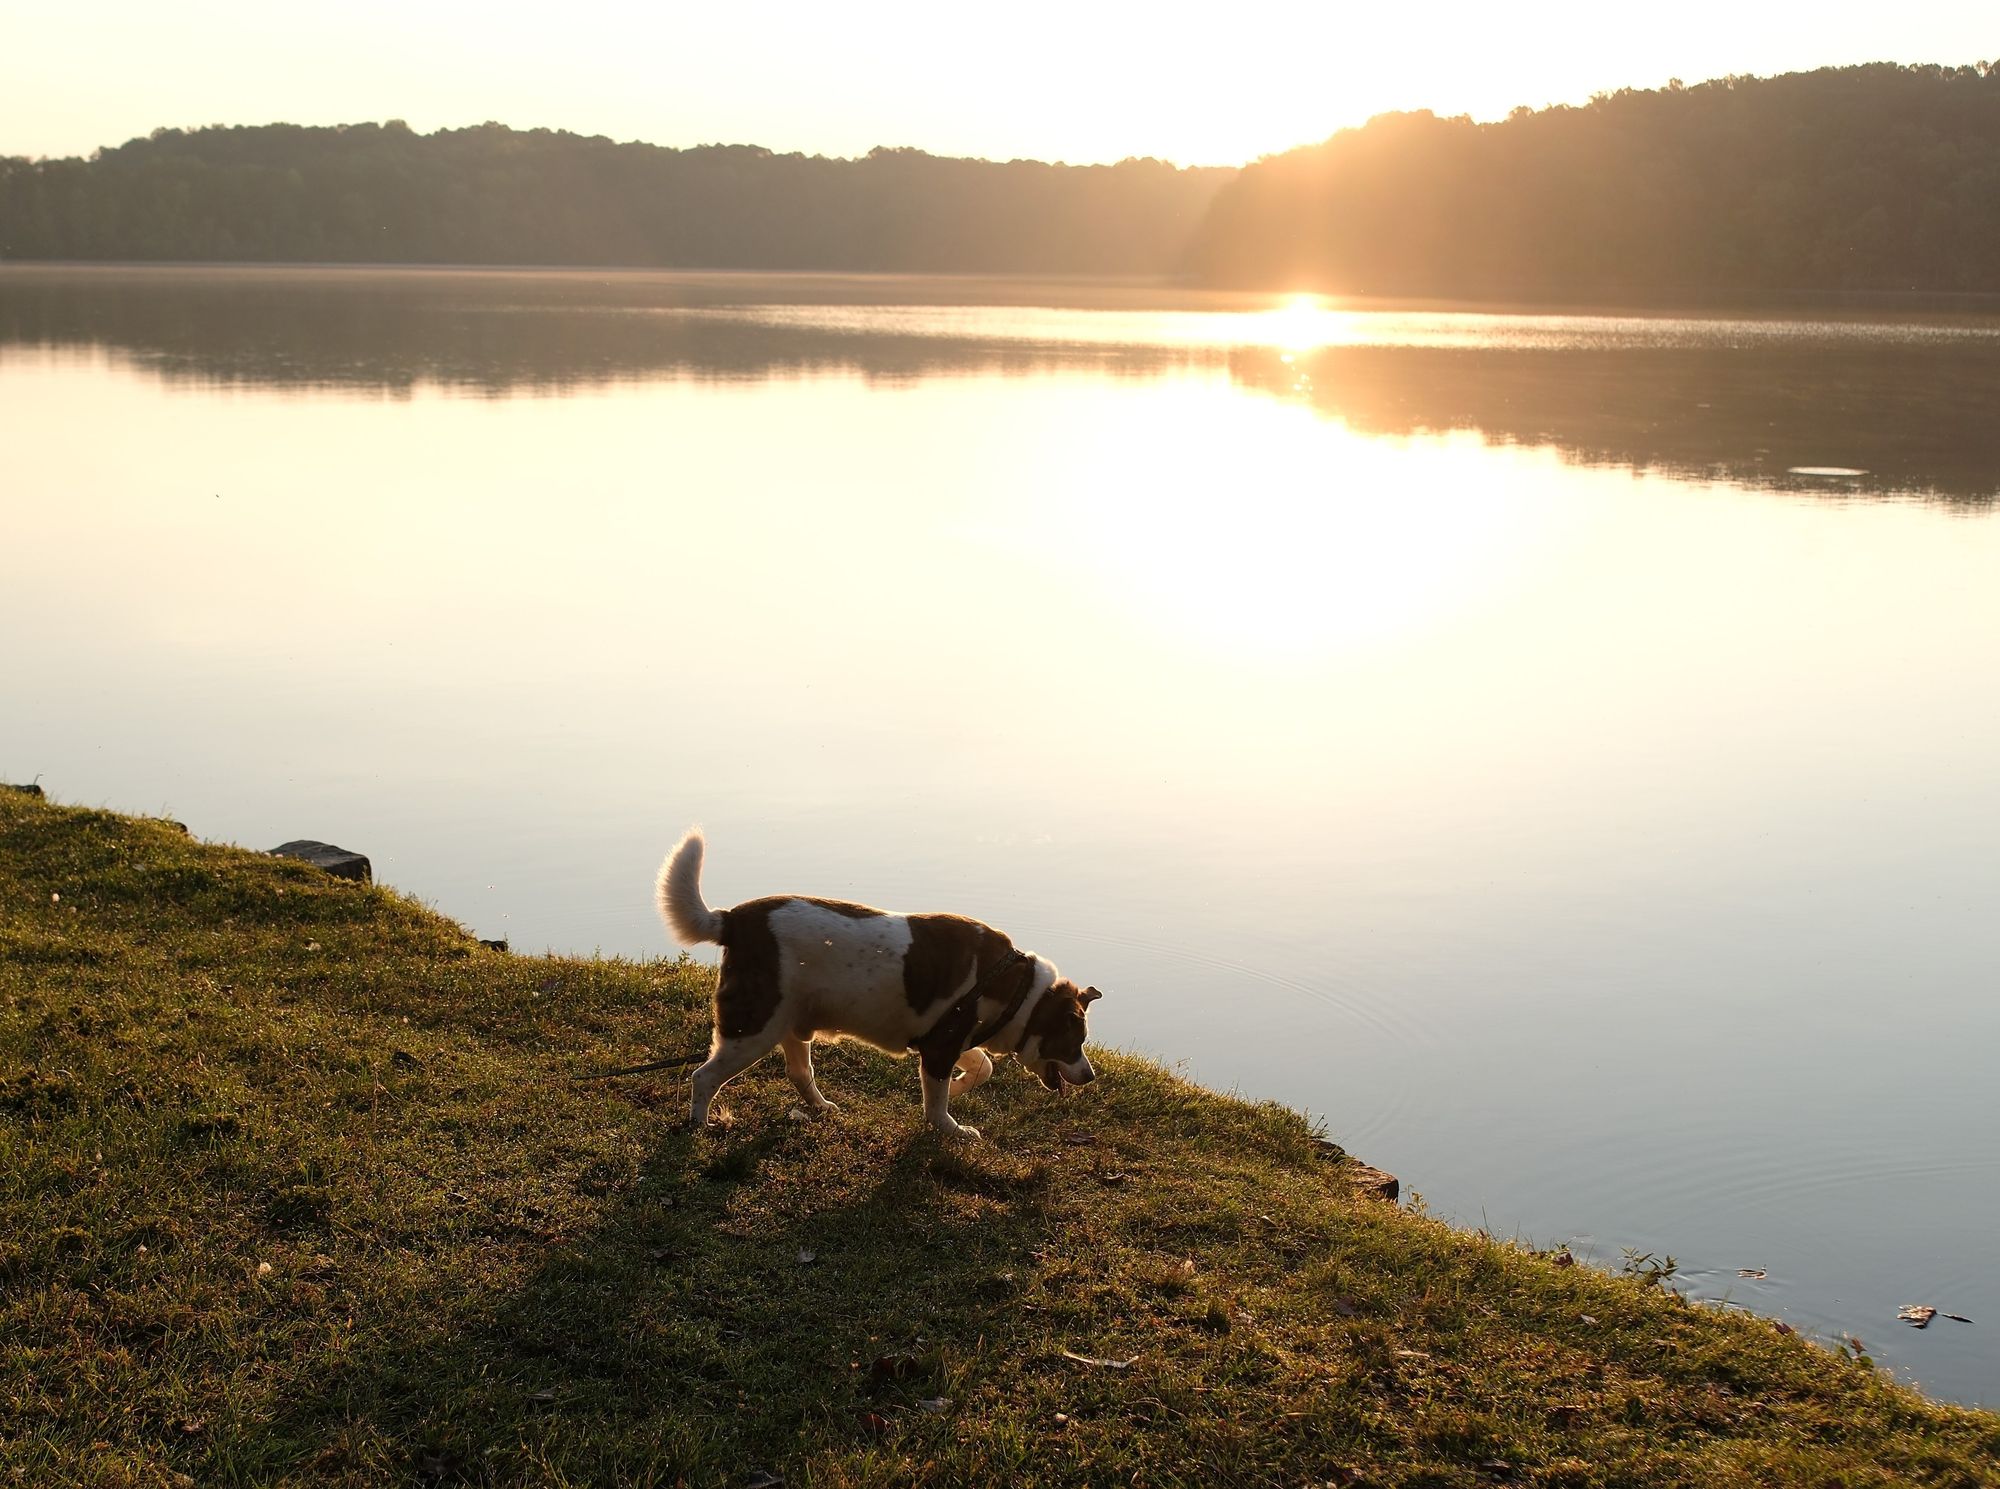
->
[962, 948, 1037, 1050]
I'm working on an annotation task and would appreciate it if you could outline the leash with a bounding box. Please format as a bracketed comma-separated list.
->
[572, 1050, 705, 1082]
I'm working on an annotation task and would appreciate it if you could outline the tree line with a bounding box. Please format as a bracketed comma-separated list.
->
[1189, 63, 2000, 297]
[4, 64, 1997, 296]
[0, 122, 1229, 274]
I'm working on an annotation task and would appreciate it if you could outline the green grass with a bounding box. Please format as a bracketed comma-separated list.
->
[3, 790, 1995, 1487]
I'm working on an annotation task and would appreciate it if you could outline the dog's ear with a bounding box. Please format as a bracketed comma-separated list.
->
[1078, 986, 1103, 1006]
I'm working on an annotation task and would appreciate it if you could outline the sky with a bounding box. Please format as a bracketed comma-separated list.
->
[1, 1, 1993, 166]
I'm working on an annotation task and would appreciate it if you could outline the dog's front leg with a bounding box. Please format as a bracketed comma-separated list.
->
[920, 1063, 981, 1141]
[950, 1047, 994, 1097]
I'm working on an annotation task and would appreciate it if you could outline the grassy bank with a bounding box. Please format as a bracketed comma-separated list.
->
[2, 791, 1994, 1487]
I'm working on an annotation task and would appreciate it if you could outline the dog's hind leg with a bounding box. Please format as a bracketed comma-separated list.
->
[689, 1029, 781, 1128]
[780, 1034, 837, 1113]
[949, 1047, 993, 1098]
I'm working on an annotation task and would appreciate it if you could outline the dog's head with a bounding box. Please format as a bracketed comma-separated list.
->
[1020, 980, 1102, 1093]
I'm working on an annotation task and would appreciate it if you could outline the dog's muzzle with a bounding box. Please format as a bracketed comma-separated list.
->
[1041, 1057, 1096, 1093]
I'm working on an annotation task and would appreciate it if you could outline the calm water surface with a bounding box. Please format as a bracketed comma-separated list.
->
[4, 267, 1998, 1404]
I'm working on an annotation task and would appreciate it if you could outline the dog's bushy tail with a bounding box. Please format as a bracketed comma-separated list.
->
[657, 828, 724, 945]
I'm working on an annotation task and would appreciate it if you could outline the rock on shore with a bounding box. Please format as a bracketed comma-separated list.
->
[268, 839, 372, 883]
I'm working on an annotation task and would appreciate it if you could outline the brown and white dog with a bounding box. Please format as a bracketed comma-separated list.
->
[657, 829, 1100, 1139]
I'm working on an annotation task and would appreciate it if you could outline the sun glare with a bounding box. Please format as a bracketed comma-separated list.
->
[1257, 294, 1357, 355]
[983, 384, 1558, 664]
[1082, 437, 1545, 660]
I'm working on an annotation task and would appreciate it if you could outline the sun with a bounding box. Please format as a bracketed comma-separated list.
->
[1256, 293, 1357, 355]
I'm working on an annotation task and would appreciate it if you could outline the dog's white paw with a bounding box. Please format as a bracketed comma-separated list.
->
[951, 1124, 982, 1142]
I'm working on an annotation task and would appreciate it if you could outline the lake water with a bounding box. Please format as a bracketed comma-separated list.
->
[4, 265, 1997, 1406]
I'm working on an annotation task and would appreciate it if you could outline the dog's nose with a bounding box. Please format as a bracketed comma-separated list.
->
[1069, 1061, 1096, 1086]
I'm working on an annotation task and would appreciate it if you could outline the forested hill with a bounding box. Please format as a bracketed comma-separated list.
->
[0, 122, 1231, 274]
[1189, 63, 2000, 298]
[8, 64, 1997, 292]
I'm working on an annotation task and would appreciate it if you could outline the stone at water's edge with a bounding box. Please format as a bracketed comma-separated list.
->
[1344, 1163, 1401, 1202]
[1313, 1139, 1400, 1201]
[269, 840, 372, 883]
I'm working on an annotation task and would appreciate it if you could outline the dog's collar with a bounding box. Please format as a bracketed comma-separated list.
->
[965, 949, 1037, 1050]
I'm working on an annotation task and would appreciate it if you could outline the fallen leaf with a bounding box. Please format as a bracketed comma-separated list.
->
[1053, 1412, 1070, 1426]
[391, 1049, 423, 1070]
[256, 1261, 273, 1278]
[854, 1410, 890, 1437]
[787, 1107, 811, 1123]
[916, 1396, 952, 1413]
[1098, 1171, 1127, 1185]
[528, 1390, 557, 1407]
[1774, 1321, 1794, 1335]
[1579, 1315, 1598, 1326]
[742, 1472, 784, 1489]
[1737, 1268, 1767, 1279]
[796, 1248, 816, 1265]
[1551, 1250, 1576, 1268]
[1061, 1349, 1137, 1369]
[1897, 1305, 1938, 1328]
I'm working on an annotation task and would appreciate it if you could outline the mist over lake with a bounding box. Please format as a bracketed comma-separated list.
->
[4, 265, 1998, 1406]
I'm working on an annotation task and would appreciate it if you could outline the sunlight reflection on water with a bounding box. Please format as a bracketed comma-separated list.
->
[681, 298, 2000, 352]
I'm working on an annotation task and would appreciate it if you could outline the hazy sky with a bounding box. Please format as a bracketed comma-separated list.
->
[2, 1, 1993, 165]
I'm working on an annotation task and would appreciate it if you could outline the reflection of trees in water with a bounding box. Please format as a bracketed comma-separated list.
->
[0, 269, 1214, 393]
[1227, 345, 2000, 505]
[4, 268, 1996, 503]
